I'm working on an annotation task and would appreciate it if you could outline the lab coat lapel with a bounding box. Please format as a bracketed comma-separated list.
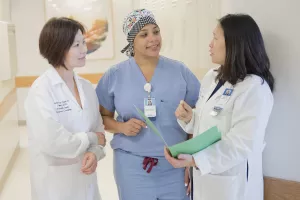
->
[209, 81, 234, 103]
[74, 73, 87, 109]
[48, 68, 84, 110]
[203, 81, 218, 103]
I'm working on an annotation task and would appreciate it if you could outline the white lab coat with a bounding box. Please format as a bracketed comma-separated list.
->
[179, 69, 273, 200]
[24, 67, 105, 200]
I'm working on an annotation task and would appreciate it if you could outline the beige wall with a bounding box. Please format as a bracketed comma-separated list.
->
[0, 0, 20, 190]
[0, 0, 11, 22]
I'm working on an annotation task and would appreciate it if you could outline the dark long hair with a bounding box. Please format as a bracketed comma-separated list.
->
[216, 14, 274, 91]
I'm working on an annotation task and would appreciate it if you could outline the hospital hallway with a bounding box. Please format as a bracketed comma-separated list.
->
[0, 0, 300, 199]
[0, 126, 119, 200]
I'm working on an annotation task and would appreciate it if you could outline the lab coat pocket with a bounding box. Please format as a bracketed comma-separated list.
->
[216, 109, 233, 134]
[47, 162, 94, 200]
[199, 174, 239, 200]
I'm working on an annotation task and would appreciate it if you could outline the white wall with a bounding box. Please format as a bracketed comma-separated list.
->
[0, 0, 11, 22]
[12, 0, 134, 120]
[221, 0, 300, 181]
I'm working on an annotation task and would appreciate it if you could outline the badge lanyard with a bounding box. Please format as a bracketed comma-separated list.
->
[143, 83, 156, 119]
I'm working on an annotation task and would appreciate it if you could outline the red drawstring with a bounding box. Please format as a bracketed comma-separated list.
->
[143, 157, 158, 173]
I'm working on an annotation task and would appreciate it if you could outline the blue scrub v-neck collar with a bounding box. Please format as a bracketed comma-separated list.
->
[129, 56, 164, 85]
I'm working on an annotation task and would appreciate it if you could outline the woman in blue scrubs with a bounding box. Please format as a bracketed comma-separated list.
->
[96, 9, 200, 200]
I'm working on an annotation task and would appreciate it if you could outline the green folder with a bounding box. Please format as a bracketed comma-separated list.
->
[134, 105, 169, 148]
[134, 105, 222, 157]
[168, 126, 221, 157]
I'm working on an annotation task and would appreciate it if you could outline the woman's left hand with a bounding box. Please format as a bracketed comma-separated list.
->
[81, 152, 98, 175]
[164, 147, 196, 168]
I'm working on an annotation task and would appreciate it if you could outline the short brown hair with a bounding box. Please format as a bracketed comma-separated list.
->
[39, 17, 85, 68]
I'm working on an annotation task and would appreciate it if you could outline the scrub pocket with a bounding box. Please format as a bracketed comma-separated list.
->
[158, 85, 186, 126]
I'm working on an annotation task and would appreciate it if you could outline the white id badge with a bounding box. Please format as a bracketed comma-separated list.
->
[144, 98, 156, 117]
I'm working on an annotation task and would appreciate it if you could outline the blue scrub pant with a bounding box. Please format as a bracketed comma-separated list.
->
[113, 149, 190, 200]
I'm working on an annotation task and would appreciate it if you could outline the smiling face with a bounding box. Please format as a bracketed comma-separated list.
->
[64, 29, 87, 70]
[209, 24, 226, 65]
[133, 24, 162, 58]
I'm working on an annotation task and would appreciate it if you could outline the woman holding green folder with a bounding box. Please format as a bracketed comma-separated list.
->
[165, 14, 274, 200]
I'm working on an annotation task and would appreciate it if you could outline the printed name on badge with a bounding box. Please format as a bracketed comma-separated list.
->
[54, 100, 72, 113]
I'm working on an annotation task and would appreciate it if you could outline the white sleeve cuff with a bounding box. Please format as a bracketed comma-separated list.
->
[193, 150, 211, 175]
[177, 109, 195, 133]
[87, 145, 106, 161]
[86, 132, 98, 145]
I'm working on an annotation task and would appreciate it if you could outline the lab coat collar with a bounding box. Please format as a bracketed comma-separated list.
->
[47, 67, 86, 109]
[204, 72, 234, 104]
[74, 72, 85, 82]
[47, 67, 65, 86]
[47, 67, 84, 86]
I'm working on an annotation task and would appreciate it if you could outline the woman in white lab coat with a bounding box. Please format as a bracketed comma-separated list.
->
[24, 17, 106, 200]
[164, 14, 275, 200]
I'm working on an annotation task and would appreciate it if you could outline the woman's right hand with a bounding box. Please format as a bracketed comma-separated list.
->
[175, 100, 193, 123]
[121, 118, 147, 136]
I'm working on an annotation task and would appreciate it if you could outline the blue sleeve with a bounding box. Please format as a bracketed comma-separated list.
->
[95, 68, 116, 112]
[182, 65, 200, 108]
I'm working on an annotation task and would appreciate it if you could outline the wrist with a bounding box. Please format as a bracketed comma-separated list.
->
[116, 122, 124, 133]
[184, 118, 191, 124]
[185, 112, 194, 124]
[116, 122, 125, 134]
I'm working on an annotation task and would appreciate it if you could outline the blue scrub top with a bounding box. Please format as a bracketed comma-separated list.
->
[96, 56, 200, 157]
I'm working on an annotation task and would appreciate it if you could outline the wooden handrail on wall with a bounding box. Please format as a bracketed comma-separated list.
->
[0, 88, 17, 121]
[264, 177, 300, 200]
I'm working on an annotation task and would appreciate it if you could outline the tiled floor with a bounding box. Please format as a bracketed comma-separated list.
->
[0, 126, 119, 200]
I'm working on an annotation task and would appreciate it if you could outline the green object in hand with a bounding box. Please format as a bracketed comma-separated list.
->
[134, 105, 221, 157]
[168, 126, 221, 157]
[134, 105, 169, 148]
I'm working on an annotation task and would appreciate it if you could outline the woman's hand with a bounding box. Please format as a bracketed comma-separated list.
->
[164, 147, 196, 168]
[121, 118, 147, 136]
[81, 152, 97, 175]
[175, 100, 193, 123]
